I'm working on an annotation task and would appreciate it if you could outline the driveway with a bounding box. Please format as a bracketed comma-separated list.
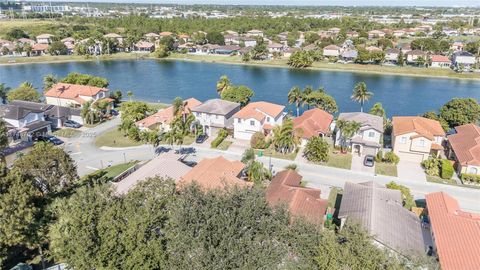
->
[397, 160, 426, 182]
[228, 138, 250, 154]
[351, 154, 375, 174]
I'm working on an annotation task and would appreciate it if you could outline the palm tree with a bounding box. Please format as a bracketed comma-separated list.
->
[172, 97, 185, 121]
[43, 74, 58, 92]
[272, 118, 300, 155]
[337, 120, 361, 153]
[216, 75, 230, 95]
[351, 82, 373, 112]
[301, 86, 313, 109]
[0, 83, 10, 104]
[246, 161, 272, 184]
[127, 90, 133, 101]
[287, 86, 303, 117]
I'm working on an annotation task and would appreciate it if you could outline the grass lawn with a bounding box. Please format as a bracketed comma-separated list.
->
[215, 140, 233, 150]
[426, 175, 458, 186]
[325, 149, 352, 169]
[104, 161, 139, 179]
[182, 134, 196, 145]
[254, 147, 298, 161]
[52, 128, 82, 138]
[375, 162, 398, 177]
[94, 129, 143, 148]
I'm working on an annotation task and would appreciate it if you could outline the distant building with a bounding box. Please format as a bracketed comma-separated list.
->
[430, 55, 451, 68]
[44, 83, 109, 108]
[452, 51, 476, 70]
[36, 34, 54, 44]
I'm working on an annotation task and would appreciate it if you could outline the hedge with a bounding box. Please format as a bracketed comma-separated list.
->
[211, 129, 228, 148]
[461, 173, 480, 184]
[440, 159, 454, 180]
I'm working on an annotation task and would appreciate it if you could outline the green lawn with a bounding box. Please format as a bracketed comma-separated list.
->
[104, 161, 139, 179]
[52, 128, 82, 138]
[255, 148, 298, 161]
[327, 187, 343, 208]
[325, 149, 352, 170]
[215, 140, 233, 150]
[426, 175, 458, 186]
[94, 129, 144, 148]
[375, 162, 398, 177]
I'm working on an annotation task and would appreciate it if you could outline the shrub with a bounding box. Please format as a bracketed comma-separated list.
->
[375, 150, 383, 162]
[304, 137, 329, 163]
[440, 159, 454, 180]
[421, 158, 440, 176]
[211, 129, 228, 148]
[461, 173, 480, 184]
[250, 132, 267, 149]
[383, 152, 400, 165]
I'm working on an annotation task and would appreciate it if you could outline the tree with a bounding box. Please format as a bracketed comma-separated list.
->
[43, 74, 58, 92]
[287, 51, 314, 68]
[127, 90, 134, 101]
[246, 161, 272, 184]
[301, 86, 313, 109]
[220, 85, 254, 107]
[439, 98, 480, 128]
[0, 119, 9, 160]
[216, 75, 230, 95]
[351, 82, 373, 112]
[119, 101, 151, 132]
[288, 86, 303, 117]
[369, 102, 386, 122]
[7, 82, 40, 102]
[336, 120, 361, 153]
[205, 31, 225, 45]
[5, 28, 28, 40]
[397, 50, 404, 66]
[159, 36, 175, 51]
[386, 181, 415, 210]
[48, 41, 68, 55]
[251, 43, 268, 60]
[0, 83, 10, 104]
[154, 44, 169, 58]
[109, 90, 123, 105]
[304, 137, 329, 163]
[61, 72, 109, 88]
[13, 142, 77, 195]
[272, 118, 299, 154]
[307, 89, 338, 114]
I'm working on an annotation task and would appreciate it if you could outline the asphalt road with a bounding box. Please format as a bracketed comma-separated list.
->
[65, 118, 480, 213]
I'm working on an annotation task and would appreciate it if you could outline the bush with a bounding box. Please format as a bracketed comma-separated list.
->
[304, 137, 329, 163]
[440, 159, 454, 180]
[383, 152, 400, 165]
[375, 150, 383, 162]
[421, 158, 441, 176]
[250, 132, 267, 149]
[461, 173, 480, 184]
[211, 129, 228, 148]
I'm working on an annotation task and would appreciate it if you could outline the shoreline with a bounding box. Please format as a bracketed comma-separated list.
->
[1, 53, 479, 81]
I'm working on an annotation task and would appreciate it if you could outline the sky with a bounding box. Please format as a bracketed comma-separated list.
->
[37, 0, 480, 7]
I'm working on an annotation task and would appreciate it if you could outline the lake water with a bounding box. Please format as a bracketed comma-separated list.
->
[1, 59, 479, 117]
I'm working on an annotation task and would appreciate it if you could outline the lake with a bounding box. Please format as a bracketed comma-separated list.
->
[1, 59, 480, 117]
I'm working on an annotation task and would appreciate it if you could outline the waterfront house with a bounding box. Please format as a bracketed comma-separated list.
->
[266, 170, 328, 226]
[0, 102, 52, 141]
[335, 112, 384, 155]
[178, 156, 249, 190]
[430, 55, 451, 68]
[246, 29, 264, 37]
[45, 83, 109, 108]
[323, 44, 341, 58]
[397, 43, 411, 54]
[17, 38, 35, 46]
[103, 33, 124, 45]
[159, 32, 173, 38]
[239, 37, 257, 47]
[392, 116, 445, 162]
[191, 99, 240, 136]
[214, 45, 241, 55]
[30, 43, 49, 56]
[405, 50, 427, 64]
[425, 192, 480, 270]
[9, 100, 83, 128]
[36, 33, 54, 44]
[385, 48, 400, 63]
[135, 98, 201, 132]
[145, 32, 160, 41]
[447, 124, 480, 175]
[293, 108, 333, 146]
[340, 49, 358, 62]
[368, 30, 386, 39]
[267, 42, 284, 53]
[233, 101, 285, 141]
[224, 34, 240, 45]
[133, 41, 155, 52]
[452, 51, 476, 70]
[338, 181, 426, 255]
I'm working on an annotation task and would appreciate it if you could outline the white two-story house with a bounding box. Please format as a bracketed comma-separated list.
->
[45, 83, 110, 108]
[191, 99, 240, 136]
[392, 116, 445, 162]
[233, 101, 286, 141]
[335, 112, 384, 156]
[0, 103, 52, 141]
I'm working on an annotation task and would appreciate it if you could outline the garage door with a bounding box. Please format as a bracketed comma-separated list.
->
[398, 152, 424, 163]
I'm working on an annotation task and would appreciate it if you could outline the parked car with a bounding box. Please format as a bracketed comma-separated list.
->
[364, 155, 375, 167]
[64, 120, 82, 128]
[36, 135, 64, 145]
[195, 134, 208, 144]
[110, 109, 119, 116]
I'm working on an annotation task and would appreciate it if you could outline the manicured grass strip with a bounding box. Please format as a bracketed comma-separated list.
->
[326, 149, 352, 170]
[254, 148, 298, 161]
[52, 128, 82, 138]
[375, 162, 398, 177]
[95, 129, 143, 148]
[216, 140, 233, 150]
[327, 187, 343, 209]
[104, 161, 139, 179]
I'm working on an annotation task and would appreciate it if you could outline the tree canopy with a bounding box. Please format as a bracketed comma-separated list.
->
[220, 85, 254, 107]
[439, 98, 480, 129]
[7, 82, 41, 102]
[61, 72, 109, 88]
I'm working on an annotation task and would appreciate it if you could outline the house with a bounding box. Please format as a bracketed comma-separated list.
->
[397, 43, 411, 54]
[9, 100, 83, 128]
[103, 33, 124, 45]
[335, 112, 384, 155]
[233, 101, 285, 140]
[447, 124, 480, 175]
[144, 32, 160, 41]
[135, 98, 201, 131]
[293, 108, 333, 146]
[450, 41, 464, 52]
[425, 192, 480, 270]
[340, 49, 358, 62]
[114, 154, 192, 195]
[405, 50, 427, 64]
[267, 43, 284, 53]
[0, 103, 51, 141]
[346, 31, 359, 38]
[327, 27, 341, 36]
[365, 46, 382, 53]
[392, 116, 445, 162]
[393, 29, 406, 38]
[159, 32, 173, 38]
[368, 30, 386, 39]
[17, 38, 35, 46]
[323, 45, 341, 58]
[31, 43, 49, 56]
[178, 156, 250, 190]
[266, 170, 328, 225]
[246, 29, 264, 37]
[452, 51, 476, 70]
[430, 55, 451, 68]
[224, 34, 239, 45]
[385, 48, 400, 63]
[44, 83, 109, 108]
[214, 45, 241, 55]
[133, 41, 155, 52]
[338, 182, 426, 255]
[191, 99, 240, 136]
[36, 34, 54, 44]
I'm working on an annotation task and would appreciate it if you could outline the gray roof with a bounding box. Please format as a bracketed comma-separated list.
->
[8, 100, 81, 119]
[191, 99, 240, 115]
[338, 181, 425, 254]
[114, 155, 191, 195]
[338, 112, 384, 132]
[0, 104, 44, 120]
[24, 120, 51, 131]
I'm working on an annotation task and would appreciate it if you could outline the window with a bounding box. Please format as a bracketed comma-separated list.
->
[418, 139, 425, 147]
[266, 117, 271, 122]
[237, 118, 241, 123]
[400, 137, 407, 144]
[368, 131, 375, 138]
[250, 120, 255, 126]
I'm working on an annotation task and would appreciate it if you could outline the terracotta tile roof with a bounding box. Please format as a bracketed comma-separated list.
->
[178, 156, 249, 190]
[266, 170, 327, 225]
[431, 55, 451, 63]
[135, 98, 201, 129]
[392, 116, 445, 141]
[159, 31, 173, 36]
[104, 33, 122, 38]
[145, 32, 160, 37]
[448, 124, 480, 166]
[426, 192, 480, 270]
[32, 43, 48, 51]
[44, 83, 108, 104]
[293, 108, 333, 139]
[134, 41, 155, 49]
[234, 101, 285, 121]
[323, 44, 341, 50]
[36, 33, 53, 39]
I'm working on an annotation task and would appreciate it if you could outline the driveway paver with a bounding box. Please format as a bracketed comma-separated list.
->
[351, 154, 375, 174]
[397, 160, 426, 182]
